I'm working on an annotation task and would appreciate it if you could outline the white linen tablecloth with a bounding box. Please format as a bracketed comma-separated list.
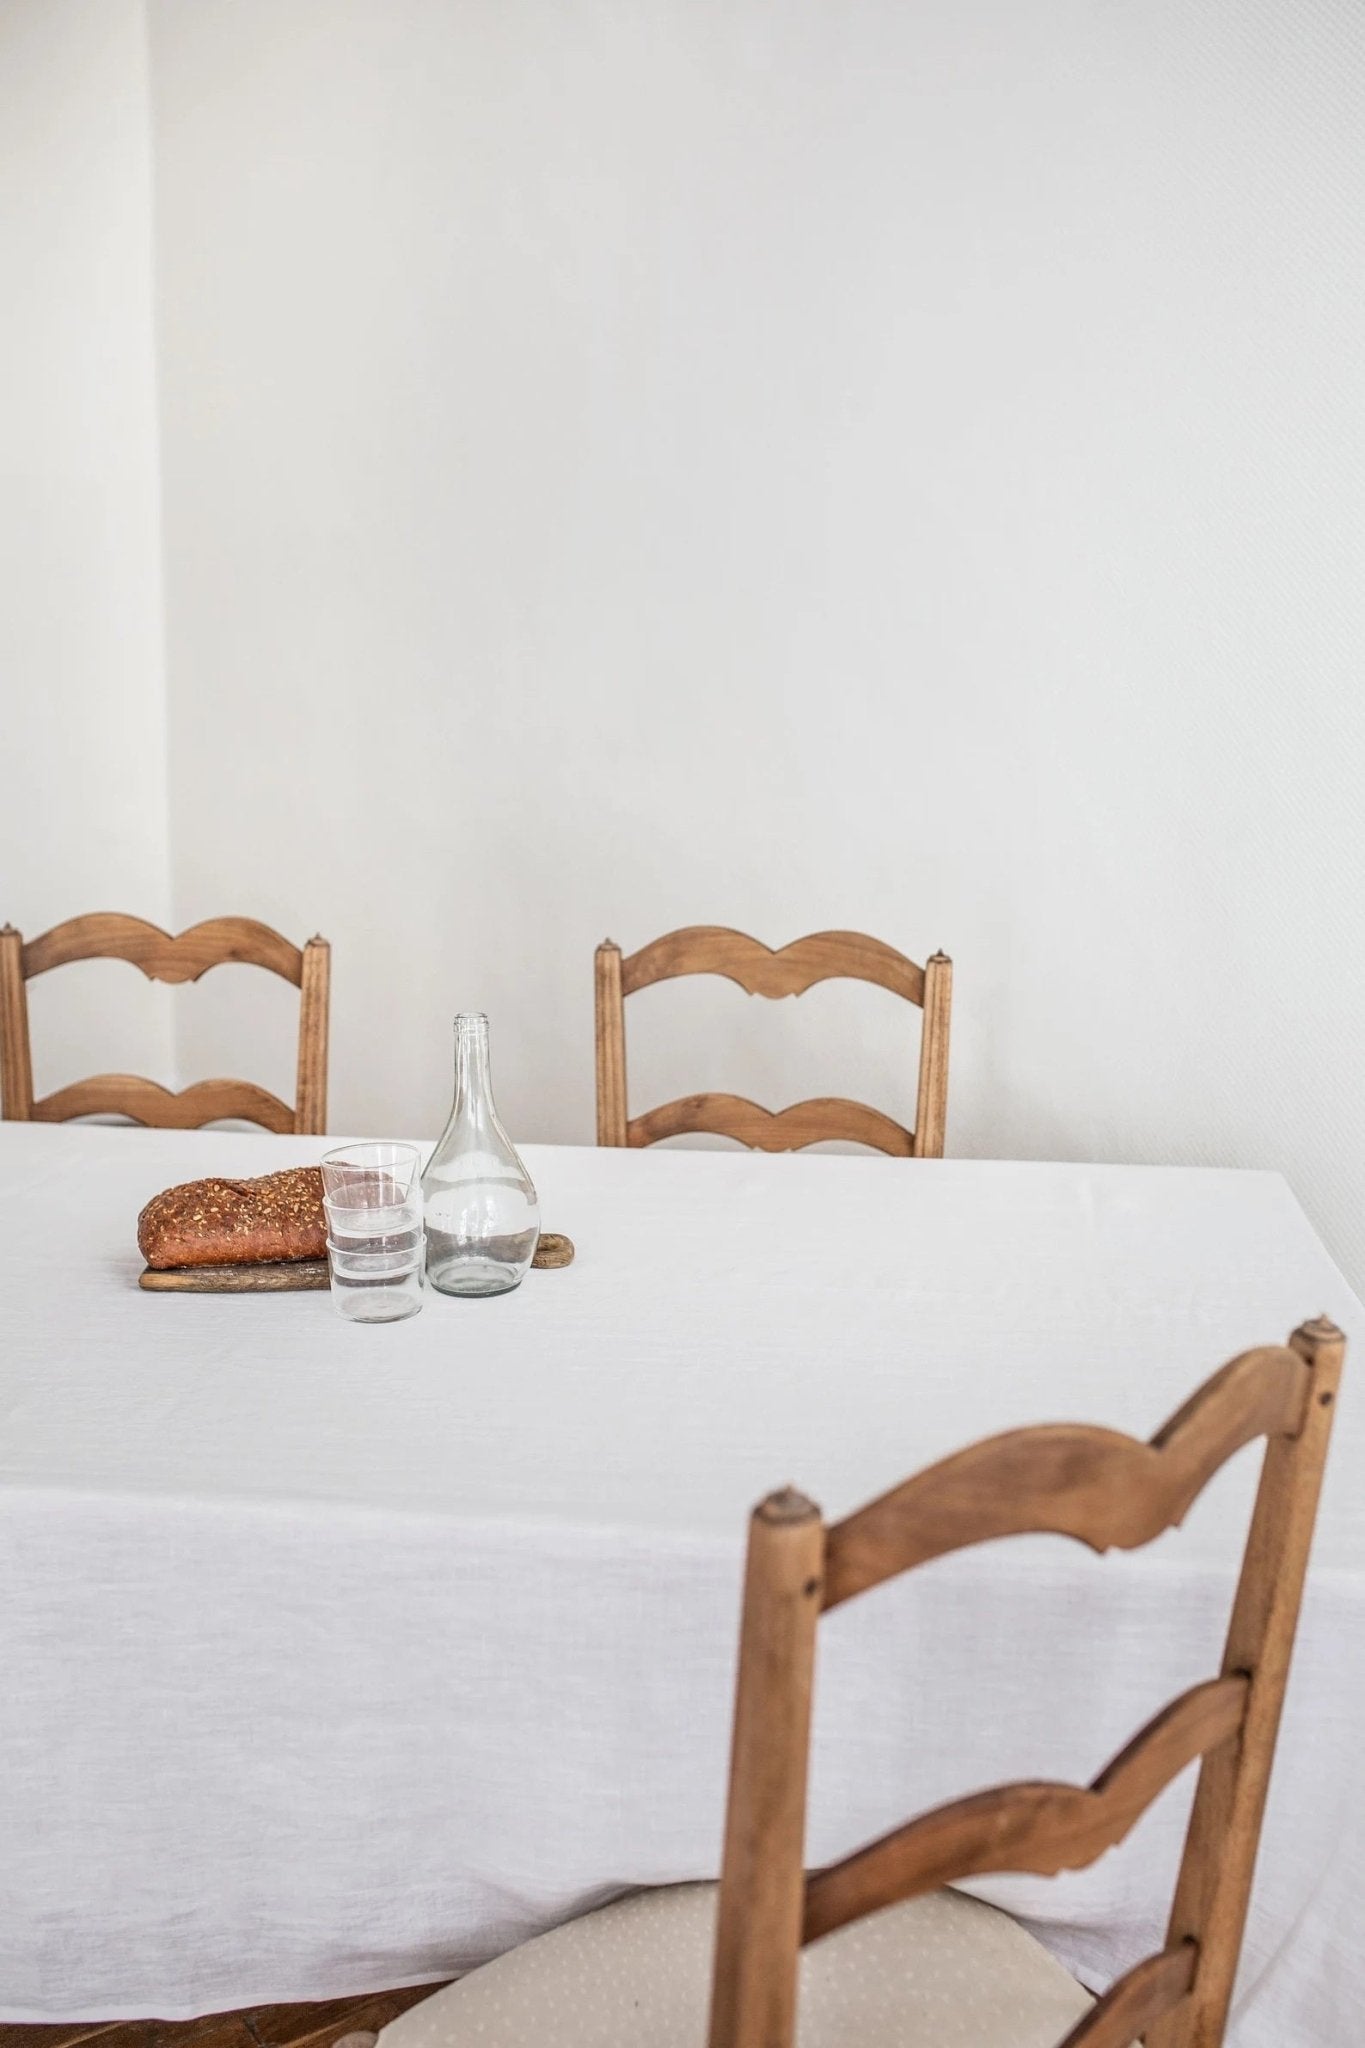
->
[1, 1125, 1361, 2042]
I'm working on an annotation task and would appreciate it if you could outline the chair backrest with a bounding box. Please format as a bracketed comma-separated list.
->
[0, 913, 331, 1134]
[707, 1317, 1344, 2048]
[594, 927, 952, 1155]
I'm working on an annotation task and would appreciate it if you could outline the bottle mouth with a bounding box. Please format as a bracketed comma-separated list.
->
[454, 1012, 489, 1031]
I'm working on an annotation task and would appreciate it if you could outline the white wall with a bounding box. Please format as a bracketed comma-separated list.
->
[14, 2, 1365, 1284]
[0, 0, 173, 1095]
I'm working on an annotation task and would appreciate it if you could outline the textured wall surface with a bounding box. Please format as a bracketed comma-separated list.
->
[1, 0, 173, 1093]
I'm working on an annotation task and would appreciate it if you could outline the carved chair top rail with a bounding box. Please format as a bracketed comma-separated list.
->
[619, 927, 933, 1005]
[822, 1344, 1308, 1610]
[18, 914, 310, 988]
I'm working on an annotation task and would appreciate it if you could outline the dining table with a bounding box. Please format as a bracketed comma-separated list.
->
[1, 1121, 1361, 2045]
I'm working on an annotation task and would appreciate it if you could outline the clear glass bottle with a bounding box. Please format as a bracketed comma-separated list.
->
[422, 1014, 540, 1297]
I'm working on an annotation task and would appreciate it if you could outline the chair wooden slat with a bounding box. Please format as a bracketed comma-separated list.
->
[595, 941, 628, 1146]
[0, 916, 330, 1134]
[627, 1093, 914, 1156]
[1058, 1942, 1197, 2047]
[707, 1492, 825, 2048]
[22, 913, 305, 987]
[1147, 1316, 1345, 2046]
[0, 926, 33, 1119]
[802, 1678, 1246, 1944]
[294, 936, 331, 1135]
[707, 1321, 1342, 2048]
[621, 927, 928, 1004]
[31, 1076, 296, 1133]
[912, 951, 952, 1157]
[822, 1345, 1308, 1610]
[596, 927, 950, 1156]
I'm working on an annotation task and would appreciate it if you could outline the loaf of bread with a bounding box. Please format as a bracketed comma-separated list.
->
[138, 1166, 327, 1269]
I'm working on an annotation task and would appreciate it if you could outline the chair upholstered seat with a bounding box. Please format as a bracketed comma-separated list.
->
[378, 1883, 1094, 2048]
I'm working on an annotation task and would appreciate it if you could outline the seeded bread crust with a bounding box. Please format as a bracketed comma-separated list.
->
[137, 1167, 326, 1269]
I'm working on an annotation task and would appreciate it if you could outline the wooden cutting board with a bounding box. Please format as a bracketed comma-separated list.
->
[138, 1234, 576, 1291]
[139, 1259, 330, 1292]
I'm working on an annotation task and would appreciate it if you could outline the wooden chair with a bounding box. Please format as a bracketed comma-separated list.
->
[374, 1317, 1342, 2048]
[594, 928, 952, 1155]
[0, 913, 331, 1134]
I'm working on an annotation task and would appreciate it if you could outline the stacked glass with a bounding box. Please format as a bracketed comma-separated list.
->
[321, 1142, 424, 1323]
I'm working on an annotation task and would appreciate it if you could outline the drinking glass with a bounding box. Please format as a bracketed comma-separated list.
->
[320, 1142, 424, 1323]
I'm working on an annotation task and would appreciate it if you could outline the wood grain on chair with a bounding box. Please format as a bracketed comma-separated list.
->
[0, 914, 330, 1134]
[708, 1318, 1343, 2048]
[0, 1983, 441, 2048]
[594, 926, 952, 1156]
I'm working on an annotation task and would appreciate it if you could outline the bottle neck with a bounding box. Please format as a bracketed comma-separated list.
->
[452, 1013, 496, 1133]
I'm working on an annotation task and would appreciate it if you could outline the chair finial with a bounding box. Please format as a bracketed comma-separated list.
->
[758, 1486, 820, 1525]
[1296, 1314, 1344, 1344]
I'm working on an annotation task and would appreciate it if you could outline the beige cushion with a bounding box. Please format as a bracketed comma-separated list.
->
[378, 1882, 1094, 2048]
